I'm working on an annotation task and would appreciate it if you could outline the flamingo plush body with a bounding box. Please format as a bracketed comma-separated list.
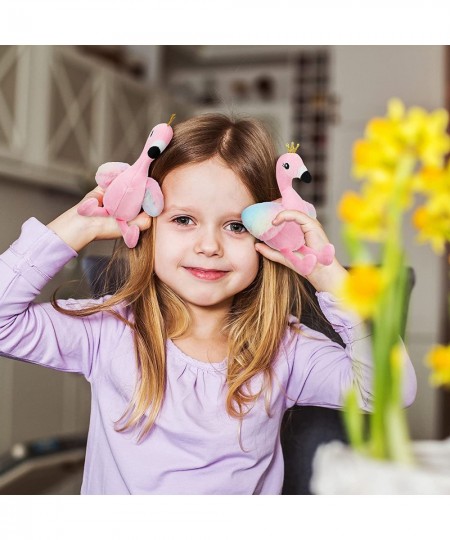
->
[241, 149, 335, 276]
[77, 117, 174, 248]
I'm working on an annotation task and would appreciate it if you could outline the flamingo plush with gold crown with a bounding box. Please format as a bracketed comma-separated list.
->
[241, 143, 335, 276]
[77, 114, 176, 248]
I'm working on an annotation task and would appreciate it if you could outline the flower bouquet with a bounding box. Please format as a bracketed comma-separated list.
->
[311, 99, 450, 494]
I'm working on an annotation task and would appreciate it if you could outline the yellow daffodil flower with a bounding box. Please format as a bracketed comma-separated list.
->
[426, 345, 450, 387]
[415, 108, 450, 167]
[352, 99, 450, 183]
[338, 191, 386, 241]
[414, 164, 450, 196]
[339, 266, 386, 319]
[413, 194, 450, 254]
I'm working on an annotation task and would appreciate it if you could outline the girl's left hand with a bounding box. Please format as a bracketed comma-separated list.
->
[254, 207, 348, 294]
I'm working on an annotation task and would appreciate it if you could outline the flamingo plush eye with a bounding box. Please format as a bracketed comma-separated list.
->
[283, 163, 290, 169]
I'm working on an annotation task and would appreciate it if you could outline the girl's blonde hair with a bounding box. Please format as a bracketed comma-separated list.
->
[52, 113, 317, 442]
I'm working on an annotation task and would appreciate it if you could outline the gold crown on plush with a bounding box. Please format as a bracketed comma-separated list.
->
[285, 142, 300, 153]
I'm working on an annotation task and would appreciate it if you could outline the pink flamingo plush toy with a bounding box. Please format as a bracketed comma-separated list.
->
[241, 143, 335, 276]
[77, 114, 176, 248]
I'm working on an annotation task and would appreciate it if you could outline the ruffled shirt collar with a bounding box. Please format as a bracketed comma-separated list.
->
[167, 339, 228, 373]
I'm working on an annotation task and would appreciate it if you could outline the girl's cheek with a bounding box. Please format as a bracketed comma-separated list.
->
[156, 224, 176, 242]
[243, 236, 259, 251]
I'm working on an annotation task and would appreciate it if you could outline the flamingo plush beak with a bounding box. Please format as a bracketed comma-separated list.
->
[148, 146, 161, 159]
[293, 170, 312, 184]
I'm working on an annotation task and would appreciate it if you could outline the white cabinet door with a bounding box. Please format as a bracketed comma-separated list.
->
[101, 72, 154, 168]
[46, 47, 103, 182]
[0, 46, 32, 174]
[0, 46, 171, 194]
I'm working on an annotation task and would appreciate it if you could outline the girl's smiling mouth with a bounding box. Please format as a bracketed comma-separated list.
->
[183, 267, 230, 280]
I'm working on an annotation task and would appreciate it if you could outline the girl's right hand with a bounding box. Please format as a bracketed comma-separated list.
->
[78, 186, 152, 241]
[47, 186, 152, 252]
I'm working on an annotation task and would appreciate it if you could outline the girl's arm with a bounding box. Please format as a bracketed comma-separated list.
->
[255, 209, 417, 411]
[0, 187, 150, 378]
[0, 218, 105, 378]
[284, 295, 417, 411]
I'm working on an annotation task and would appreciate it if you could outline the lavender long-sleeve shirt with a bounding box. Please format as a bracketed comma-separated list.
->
[0, 218, 417, 494]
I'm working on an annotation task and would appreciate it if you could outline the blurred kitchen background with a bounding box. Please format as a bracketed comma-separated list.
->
[0, 45, 449, 493]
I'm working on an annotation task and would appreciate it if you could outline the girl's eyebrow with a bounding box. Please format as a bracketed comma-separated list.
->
[165, 205, 243, 219]
[166, 205, 197, 212]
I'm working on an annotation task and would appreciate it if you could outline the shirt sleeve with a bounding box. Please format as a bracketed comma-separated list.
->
[0, 217, 113, 381]
[284, 292, 417, 411]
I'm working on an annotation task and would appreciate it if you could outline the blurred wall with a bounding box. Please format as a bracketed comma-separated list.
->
[0, 46, 446, 460]
[0, 179, 90, 454]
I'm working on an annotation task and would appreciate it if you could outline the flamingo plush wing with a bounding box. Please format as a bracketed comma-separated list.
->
[242, 200, 306, 252]
[95, 162, 130, 190]
[142, 177, 164, 217]
[241, 201, 285, 242]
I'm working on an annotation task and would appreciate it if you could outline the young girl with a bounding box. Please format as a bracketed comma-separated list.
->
[0, 114, 417, 495]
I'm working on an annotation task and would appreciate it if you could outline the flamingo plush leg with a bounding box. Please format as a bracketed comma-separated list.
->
[77, 198, 109, 217]
[280, 247, 317, 276]
[116, 219, 139, 249]
[299, 243, 335, 266]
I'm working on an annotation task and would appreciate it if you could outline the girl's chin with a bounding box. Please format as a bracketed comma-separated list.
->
[178, 293, 234, 309]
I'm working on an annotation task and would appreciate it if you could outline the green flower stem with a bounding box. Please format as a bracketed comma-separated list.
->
[343, 386, 365, 451]
[342, 226, 373, 265]
[387, 319, 415, 464]
[369, 155, 415, 462]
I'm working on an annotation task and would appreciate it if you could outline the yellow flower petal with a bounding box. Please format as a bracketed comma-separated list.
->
[388, 98, 405, 121]
[337, 190, 386, 241]
[426, 345, 450, 387]
[413, 194, 450, 254]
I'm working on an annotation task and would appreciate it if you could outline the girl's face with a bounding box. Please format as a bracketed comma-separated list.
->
[154, 157, 260, 313]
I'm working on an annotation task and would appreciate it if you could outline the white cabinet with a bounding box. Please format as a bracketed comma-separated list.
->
[0, 46, 169, 194]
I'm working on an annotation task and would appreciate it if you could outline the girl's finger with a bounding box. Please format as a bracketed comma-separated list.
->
[80, 186, 105, 205]
[130, 211, 152, 231]
[272, 209, 319, 228]
[255, 242, 295, 269]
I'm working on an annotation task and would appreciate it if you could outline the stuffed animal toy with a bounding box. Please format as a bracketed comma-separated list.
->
[241, 143, 335, 276]
[77, 114, 176, 248]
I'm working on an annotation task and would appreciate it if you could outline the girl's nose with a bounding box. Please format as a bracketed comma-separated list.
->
[194, 228, 223, 257]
